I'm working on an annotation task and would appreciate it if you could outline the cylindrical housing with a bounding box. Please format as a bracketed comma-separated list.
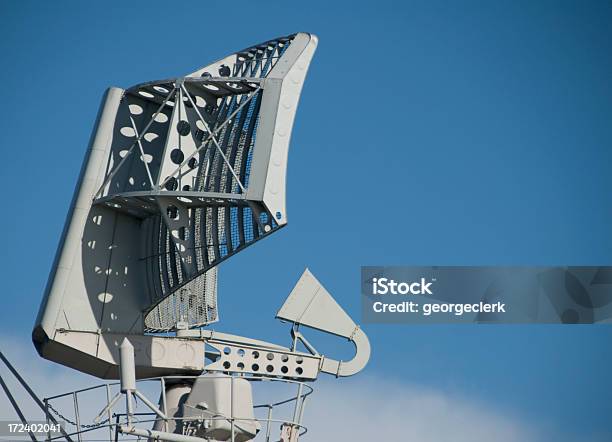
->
[119, 338, 136, 392]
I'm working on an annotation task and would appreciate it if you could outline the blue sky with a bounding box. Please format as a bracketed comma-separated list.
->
[1, 1, 611, 440]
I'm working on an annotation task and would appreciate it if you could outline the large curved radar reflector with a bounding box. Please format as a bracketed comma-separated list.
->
[33, 33, 318, 378]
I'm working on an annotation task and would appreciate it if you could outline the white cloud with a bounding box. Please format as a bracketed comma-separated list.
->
[304, 377, 540, 442]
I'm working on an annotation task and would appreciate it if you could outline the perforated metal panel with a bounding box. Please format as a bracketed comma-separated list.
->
[144, 269, 218, 331]
[91, 35, 299, 330]
[34, 33, 319, 376]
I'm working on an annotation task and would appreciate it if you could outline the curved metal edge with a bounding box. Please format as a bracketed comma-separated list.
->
[186, 34, 297, 79]
[34, 87, 125, 352]
[246, 32, 319, 226]
[320, 327, 371, 377]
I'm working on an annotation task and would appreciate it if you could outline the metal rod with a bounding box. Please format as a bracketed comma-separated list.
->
[44, 398, 51, 442]
[0, 373, 38, 442]
[292, 383, 303, 424]
[159, 85, 259, 190]
[297, 395, 307, 428]
[230, 376, 235, 442]
[94, 391, 121, 424]
[105, 384, 113, 442]
[134, 390, 168, 419]
[182, 84, 248, 193]
[265, 405, 272, 442]
[114, 415, 120, 442]
[0, 352, 73, 442]
[125, 391, 134, 426]
[72, 392, 82, 442]
[45, 382, 112, 400]
[129, 116, 156, 187]
[94, 88, 176, 198]
[120, 425, 208, 442]
[161, 377, 168, 432]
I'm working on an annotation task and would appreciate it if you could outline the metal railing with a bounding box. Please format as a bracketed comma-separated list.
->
[43, 374, 313, 442]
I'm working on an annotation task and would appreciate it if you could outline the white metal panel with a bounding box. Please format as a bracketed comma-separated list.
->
[246, 33, 318, 226]
[35, 87, 125, 336]
[276, 268, 357, 339]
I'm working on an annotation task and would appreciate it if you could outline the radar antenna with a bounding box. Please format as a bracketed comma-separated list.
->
[26, 33, 369, 442]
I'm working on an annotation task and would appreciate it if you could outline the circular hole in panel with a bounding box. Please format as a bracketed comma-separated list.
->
[97, 292, 113, 303]
[154, 113, 168, 123]
[218, 65, 231, 76]
[138, 90, 154, 98]
[237, 362, 245, 370]
[266, 353, 274, 361]
[296, 367, 303, 375]
[281, 354, 289, 362]
[153, 86, 169, 93]
[237, 349, 245, 357]
[266, 365, 274, 373]
[188, 158, 198, 169]
[223, 347, 231, 355]
[195, 96, 207, 107]
[177, 120, 191, 136]
[223, 361, 231, 369]
[281, 366, 288, 374]
[252, 351, 259, 359]
[170, 149, 184, 165]
[182, 184, 191, 191]
[276, 211, 282, 220]
[144, 133, 158, 142]
[252, 364, 259, 371]
[165, 177, 178, 191]
[264, 225, 271, 233]
[296, 357, 303, 365]
[129, 104, 143, 115]
[204, 84, 219, 91]
[201, 72, 212, 78]
[120, 127, 136, 137]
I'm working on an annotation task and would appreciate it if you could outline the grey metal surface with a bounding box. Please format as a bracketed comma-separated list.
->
[33, 33, 318, 378]
[277, 269, 357, 338]
[31, 33, 369, 388]
[19, 32, 375, 442]
[277, 269, 372, 377]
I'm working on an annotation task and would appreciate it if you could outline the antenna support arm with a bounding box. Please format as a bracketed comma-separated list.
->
[319, 326, 371, 377]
